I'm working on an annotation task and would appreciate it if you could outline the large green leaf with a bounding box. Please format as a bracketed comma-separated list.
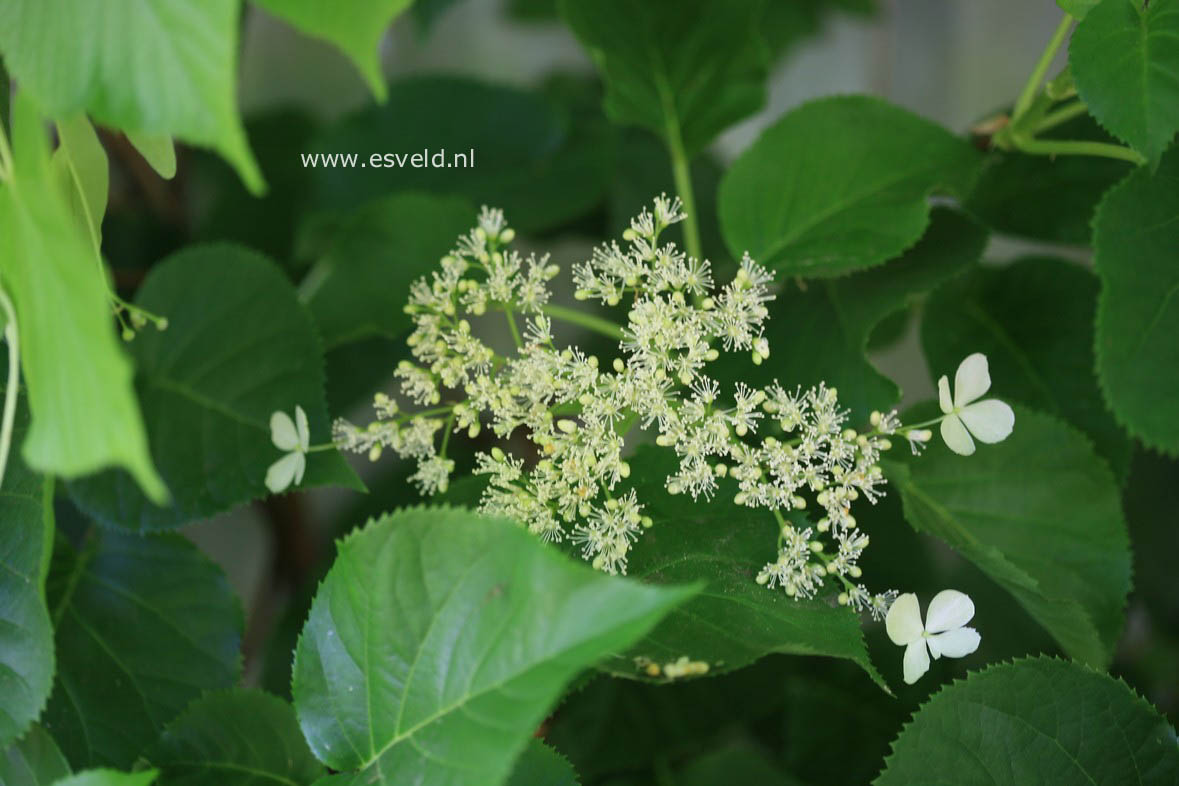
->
[69, 244, 363, 531]
[0, 395, 54, 748]
[145, 690, 323, 786]
[304, 193, 475, 349]
[251, 0, 412, 100]
[1093, 149, 1179, 454]
[51, 772, 156, 786]
[306, 77, 612, 233]
[712, 208, 986, 419]
[1069, 0, 1179, 166]
[0, 92, 165, 502]
[44, 528, 243, 768]
[599, 446, 885, 690]
[558, 0, 767, 156]
[965, 114, 1132, 244]
[0, 726, 70, 786]
[292, 506, 695, 785]
[922, 257, 1131, 479]
[719, 96, 981, 276]
[875, 657, 1179, 785]
[0, 0, 261, 192]
[504, 741, 578, 786]
[889, 405, 1132, 666]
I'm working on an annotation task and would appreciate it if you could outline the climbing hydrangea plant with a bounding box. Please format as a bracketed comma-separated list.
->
[1, 1, 1177, 785]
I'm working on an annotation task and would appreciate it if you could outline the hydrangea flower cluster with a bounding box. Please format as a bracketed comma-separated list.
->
[325, 197, 1013, 619]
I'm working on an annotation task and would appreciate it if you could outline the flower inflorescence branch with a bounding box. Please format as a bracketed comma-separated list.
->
[274, 197, 1014, 624]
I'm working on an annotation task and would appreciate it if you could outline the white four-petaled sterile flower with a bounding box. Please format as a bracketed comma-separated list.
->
[937, 353, 1014, 456]
[885, 589, 981, 684]
[266, 406, 309, 494]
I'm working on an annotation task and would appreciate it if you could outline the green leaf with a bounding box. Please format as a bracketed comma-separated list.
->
[291, 506, 695, 785]
[875, 657, 1179, 785]
[558, 0, 768, 156]
[44, 528, 243, 768]
[1, 726, 71, 786]
[921, 257, 1132, 480]
[0, 0, 261, 192]
[1069, 0, 1179, 166]
[0, 395, 54, 748]
[124, 132, 176, 180]
[52, 113, 108, 244]
[68, 244, 363, 532]
[304, 193, 475, 349]
[1093, 149, 1179, 454]
[965, 114, 1132, 244]
[719, 96, 981, 276]
[251, 0, 412, 101]
[712, 208, 986, 419]
[600, 446, 885, 689]
[505, 741, 578, 786]
[0, 92, 165, 502]
[306, 76, 613, 233]
[1058, 0, 1100, 20]
[888, 405, 1132, 666]
[50, 771, 157, 786]
[145, 690, 323, 786]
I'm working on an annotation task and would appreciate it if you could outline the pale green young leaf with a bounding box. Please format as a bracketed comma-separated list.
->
[1069, 0, 1179, 166]
[50, 771, 156, 786]
[124, 131, 176, 180]
[251, 0, 412, 100]
[0, 726, 70, 786]
[292, 507, 695, 785]
[44, 528, 243, 769]
[0, 92, 165, 502]
[559, 0, 767, 156]
[304, 193, 475, 349]
[51, 113, 108, 244]
[0, 395, 54, 748]
[0, 0, 261, 191]
[68, 245, 363, 531]
[1093, 149, 1179, 454]
[875, 657, 1179, 785]
[145, 691, 323, 786]
[719, 96, 981, 276]
[598, 446, 887, 690]
[888, 406, 1131, 666]
[922, 257, 1132, 479]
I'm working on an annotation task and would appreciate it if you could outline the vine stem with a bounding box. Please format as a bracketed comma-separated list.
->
[542, 303, 627, 341]
[0, 287, 19, 490]
[657, 77, 702, 261]
[1012, 15, 1073, 120]
[1033, 99, 1089, 134]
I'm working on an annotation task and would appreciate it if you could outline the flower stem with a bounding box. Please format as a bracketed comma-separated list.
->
[657, 77, 702, 261]
[503, 307, 523, 349]
[542, 303, 627, 341]
[1013, 15, 1073, 121]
